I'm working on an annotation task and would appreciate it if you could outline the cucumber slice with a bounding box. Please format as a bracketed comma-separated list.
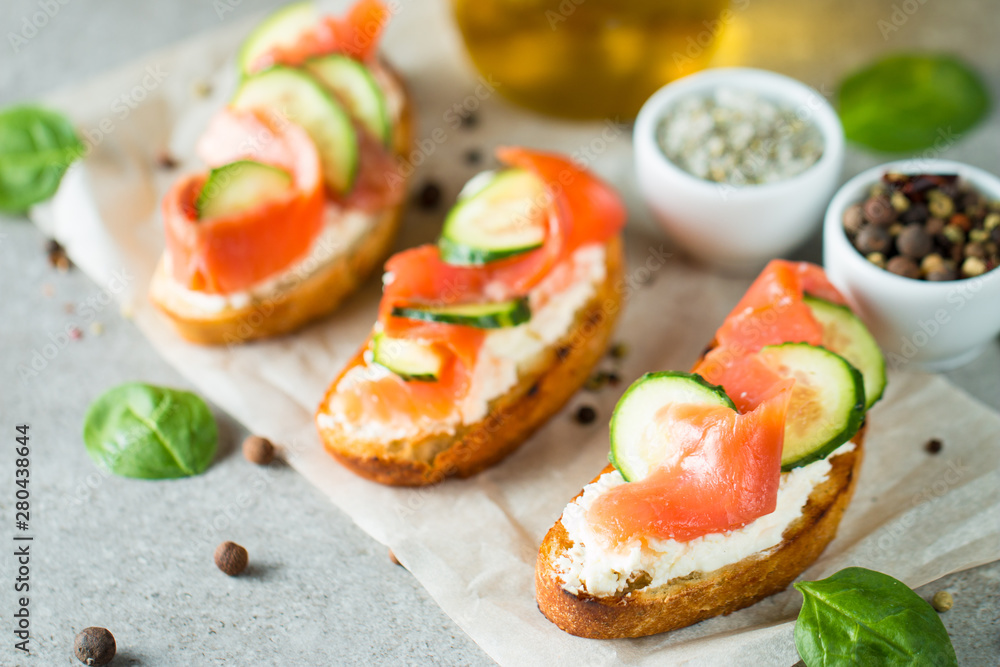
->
[390, 297, 531, 329]
[610, 372, 736, 482]
[232, 67, 358, 195]
[238, 2, 317, 76]
[196, 160, 292, 220]
[438, 169, 549, 265]
[756, 343, 866, 471]
[804, 295, 887, 410]
[305, 54, 391, 146]
[372, 334, 442, 382]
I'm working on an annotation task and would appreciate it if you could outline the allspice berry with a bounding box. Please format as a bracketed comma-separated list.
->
[897, 224, 932, 259]
[842, 203, 865, 234]
[863, 194, 895, 226]
[856, 225, 892, 254]
[242, 435, 275, 465]
[925, 216, 946, 236]
[886, 256, 920, 279]
[74, 627, 116, 666]
[214, 541, 249, 576]
[931, 590, 954, 612]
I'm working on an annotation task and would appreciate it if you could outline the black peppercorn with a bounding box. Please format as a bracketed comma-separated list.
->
[458, 111, 478, 129]
[463, 148, 482, 165]
[74, 627, 116, 666]
[574, 405, 597, 425]
[899, 202, 928, 224]
[925, 438, 943, 454]
[416, 182, 442, 210]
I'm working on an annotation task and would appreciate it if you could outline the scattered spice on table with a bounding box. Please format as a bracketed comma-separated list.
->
[458, 110, 478, 129]
[657, 88, 824, 185]
[931, 590, 954, 612]
[925, 438, 943, 455]
[214, 541, 248, 576]
[608, 341, 629, 360]
[844, 173, 1000, 280]
[74, 626, 116, 666]
[192, 80, 213, 98]
[156, 150, 178, 170]
[89, 322, 104, 336]
[463, 147, 482, 166]
[584, 370, 624, 392]
[46, 239, 71, 271]
[242, 435, 275, 465]
[69, 326, 82, 341]
[574, 405, 597, 425]
[416, 181, 442, 210]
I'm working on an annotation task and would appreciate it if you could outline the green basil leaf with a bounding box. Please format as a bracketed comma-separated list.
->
[794, 567, 957, 667]
[83, 382, 218, 480]
[0, 105, 84, 213]
[838, 53, 990, 153]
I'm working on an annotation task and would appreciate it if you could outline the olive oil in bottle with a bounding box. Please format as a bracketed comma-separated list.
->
[452, 0, 730, 119]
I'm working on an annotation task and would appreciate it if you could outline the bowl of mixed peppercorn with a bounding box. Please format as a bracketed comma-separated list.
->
[824, 159, 1000, 371]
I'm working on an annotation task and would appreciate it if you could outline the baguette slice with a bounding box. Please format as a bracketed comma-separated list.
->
[318, 235, 625, 486]
[149, 63, 414, 345]
[536, 425, 864, 639]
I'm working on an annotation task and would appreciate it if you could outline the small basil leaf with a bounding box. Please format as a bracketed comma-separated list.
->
[83, 382, 218, 480]
[0, 105, 84, 213]
[794, 567, 957, 667]
[838, 53, 990, 153]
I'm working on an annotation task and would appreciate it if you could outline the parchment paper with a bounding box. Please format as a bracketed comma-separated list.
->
[31, 2, 1000, 664]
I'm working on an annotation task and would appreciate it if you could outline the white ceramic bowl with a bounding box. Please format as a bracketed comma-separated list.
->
[824, 159, 1000, 372]
[634, 68, 845, 274]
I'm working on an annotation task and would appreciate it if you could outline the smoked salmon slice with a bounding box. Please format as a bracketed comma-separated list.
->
[698, 260, 847, 409]
[162, 109, 324, 294]
[251, 0, 391, 72]
[588, 382, 793, 545]
[322, 147, 624, 432]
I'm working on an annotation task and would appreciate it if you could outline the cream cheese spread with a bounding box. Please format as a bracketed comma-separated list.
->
[556, 442, 856, 597]
[162, 204, 372, 313]
[318, 243, 608, 441]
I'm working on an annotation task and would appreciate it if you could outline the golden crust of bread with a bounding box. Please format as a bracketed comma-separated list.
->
[535, 427, 865, 639]
[148, 63, 414, 346]
[317, 235, 626, 486]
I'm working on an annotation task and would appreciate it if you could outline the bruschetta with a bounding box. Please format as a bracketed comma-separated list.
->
[536, 260, 886, 639]
[316, 147, 627, 486]
[150, 0, 414, 344]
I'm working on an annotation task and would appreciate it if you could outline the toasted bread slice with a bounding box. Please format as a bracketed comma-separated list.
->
[318, 236, 625, 486]
[149, 63, 413, 345]
[536, 427, 864, 639]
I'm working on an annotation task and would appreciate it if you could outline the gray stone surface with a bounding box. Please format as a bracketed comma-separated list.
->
[1, 0, 998, 665]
